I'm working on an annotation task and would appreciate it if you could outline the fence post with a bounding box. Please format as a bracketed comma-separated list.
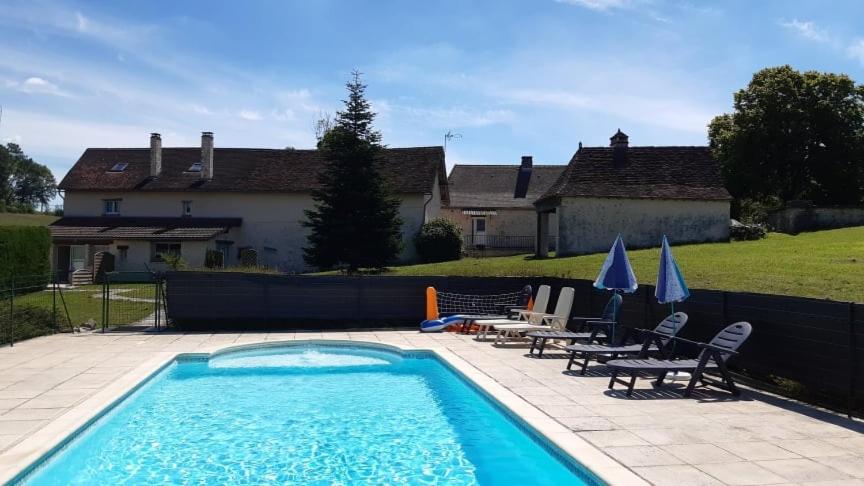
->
[9, 276, 14, 347]
[52, 274, 58, 332]
[849, 302, 857, 418]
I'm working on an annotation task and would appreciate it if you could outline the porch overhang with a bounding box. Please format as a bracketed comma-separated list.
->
[49, 216, 242, 242]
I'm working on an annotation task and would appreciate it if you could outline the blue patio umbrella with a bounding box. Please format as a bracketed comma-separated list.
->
[594, 235, 638, 342]
[655, 235, 690, 373]
[655, 235, 690, 310]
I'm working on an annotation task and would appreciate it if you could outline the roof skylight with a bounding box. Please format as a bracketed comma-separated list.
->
[108, 162, 128, 172]
[186, 162, 203, 172]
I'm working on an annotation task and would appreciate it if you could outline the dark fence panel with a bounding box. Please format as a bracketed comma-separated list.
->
[164, 271, 863, 414]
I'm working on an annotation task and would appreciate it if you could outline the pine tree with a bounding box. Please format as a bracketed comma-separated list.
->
[302, 71, 403, 271]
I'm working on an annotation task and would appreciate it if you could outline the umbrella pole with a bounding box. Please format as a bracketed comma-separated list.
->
[612, 289, 619, 344]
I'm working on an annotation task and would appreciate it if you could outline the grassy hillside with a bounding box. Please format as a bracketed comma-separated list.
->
[387, 228, 864, 302]
[0, 213, 58, 226]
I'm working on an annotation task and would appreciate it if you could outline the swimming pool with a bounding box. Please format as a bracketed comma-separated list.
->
[15, 343, 603, 485]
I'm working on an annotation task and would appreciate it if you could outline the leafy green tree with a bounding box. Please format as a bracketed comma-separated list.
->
[0, 143, 57, 210]
[709, 65, 864, 207]
[303, 71, 403, 271]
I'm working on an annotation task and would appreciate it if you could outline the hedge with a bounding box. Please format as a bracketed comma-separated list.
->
[0, 225, 51, 287]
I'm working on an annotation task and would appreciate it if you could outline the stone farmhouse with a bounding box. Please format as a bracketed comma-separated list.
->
[534, 130, 732, 256]
[443, 156, 565, 255]
[50, 132, 447, 282]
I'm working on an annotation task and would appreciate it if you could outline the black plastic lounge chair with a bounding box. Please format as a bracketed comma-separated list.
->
[525, 293, 622, 357]
[565, 312, 688, 375]
[606, 322, 752, 397]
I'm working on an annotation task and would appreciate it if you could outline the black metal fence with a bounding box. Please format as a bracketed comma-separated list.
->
[0, 273, 71, 346]
[1, 271, 165, 346]
[164, 271, 863, 416]
[462, 235, 558, 256]
[101, 272, 165, 332]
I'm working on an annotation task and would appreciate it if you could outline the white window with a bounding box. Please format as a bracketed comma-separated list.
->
[103, 199, 121, 215]
[151, 242, 182, 262]
[182, 200, 192, 216]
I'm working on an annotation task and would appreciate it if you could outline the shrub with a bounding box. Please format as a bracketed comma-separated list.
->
[0, 226, 51, 286]
[0, 306, 56, 345]
[204, 249, 224, 269]
[159, 252, 187, 270]
[414, 218, 463, 263]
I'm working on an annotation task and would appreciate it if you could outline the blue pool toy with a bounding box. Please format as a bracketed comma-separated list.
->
[420, 314, 466, 333]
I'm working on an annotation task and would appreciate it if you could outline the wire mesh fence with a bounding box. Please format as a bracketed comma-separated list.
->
[1, 273, 68, 346]
[102, 272, 163, 331]
[1, 271, 165, 346]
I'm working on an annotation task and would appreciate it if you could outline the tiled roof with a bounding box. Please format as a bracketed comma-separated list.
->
[49, 217, 242, 241]
[59, 147, 448, 200]
[538, 146, 731, 203]
[447, 165, 566, 209]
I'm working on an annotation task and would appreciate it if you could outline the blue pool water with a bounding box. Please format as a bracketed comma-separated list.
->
[19, 344, 601, 485]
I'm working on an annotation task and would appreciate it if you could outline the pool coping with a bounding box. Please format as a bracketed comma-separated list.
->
[0, 340, 647, 486]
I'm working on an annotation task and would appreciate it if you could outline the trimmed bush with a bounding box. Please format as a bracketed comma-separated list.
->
[0, 225, 51, 286]
[414, 218, 463, 263]
[0, 306, 56, 345]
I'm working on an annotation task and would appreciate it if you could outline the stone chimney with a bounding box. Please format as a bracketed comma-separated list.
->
[200, 131, 214, 180]
[610, 129, 629, 166]
[149, 133, 162, 177]
[520, 155, 533, 169]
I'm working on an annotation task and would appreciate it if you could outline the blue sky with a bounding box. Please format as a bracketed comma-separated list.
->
[1, 0, 864, 186]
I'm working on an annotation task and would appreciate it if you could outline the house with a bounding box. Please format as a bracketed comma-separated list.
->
[534, 130, 731, 256]
[51, 132, 447, 282]
[442, 157, 565, 254]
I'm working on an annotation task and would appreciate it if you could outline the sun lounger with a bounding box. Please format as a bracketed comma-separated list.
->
[492, 287, 575, 345]
[514, 285, 551, 320]
[525, 293, 623, 356]
[564, 312, 688, 374]
[468, 285, 551, 339]
[606, 321, 752, 397]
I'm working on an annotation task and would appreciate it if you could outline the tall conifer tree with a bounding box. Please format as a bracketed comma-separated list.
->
[303, 71, 403, 271]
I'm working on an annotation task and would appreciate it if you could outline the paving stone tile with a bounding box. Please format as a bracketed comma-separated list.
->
[776, 440, 853, 458]
[605, 445, 685, 467]
[697, 462, 788, 485]
[755, 458, 851, 483]
[812, 456, 864, 479]
[663, 443, 744, 465]
[558, 416, 617, 431]
[633, 427, 706, 446]
[579, 430, 650, 447]
[632, 464, 724, 485]
[718, 441, 802, 461]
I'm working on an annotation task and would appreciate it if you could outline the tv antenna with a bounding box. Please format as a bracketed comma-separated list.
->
[444, 130, 462, 152]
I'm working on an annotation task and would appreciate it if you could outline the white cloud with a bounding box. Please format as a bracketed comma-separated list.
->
[238, 110, 262, 121]
[848, 39, 864, 63]
[75, 11, 89, 32]
[554, 0, 632, 11]
[4, 76, 69, 96]
[499, 88, 712, 134]
[779, 18, 830, 43]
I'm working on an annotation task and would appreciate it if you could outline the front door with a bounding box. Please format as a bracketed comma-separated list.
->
[472, 217, 487, 247]
[70, 245, 87, 272]
[56, 246, 71, 283]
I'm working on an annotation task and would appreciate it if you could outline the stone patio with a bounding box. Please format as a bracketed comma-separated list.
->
[1, 330, 863, 485]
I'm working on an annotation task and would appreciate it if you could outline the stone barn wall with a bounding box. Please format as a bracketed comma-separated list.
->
[556, 197, 730, 255]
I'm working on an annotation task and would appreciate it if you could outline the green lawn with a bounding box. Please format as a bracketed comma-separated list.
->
[0, 213, 58, 226]
[388, 228, 864, 302]
[12, 283, 156, 329]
